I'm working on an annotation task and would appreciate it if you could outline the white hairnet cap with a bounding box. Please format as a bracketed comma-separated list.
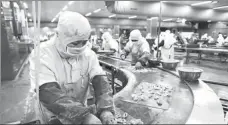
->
[130, 30, 142, 40]
[57, 11, 91, 43]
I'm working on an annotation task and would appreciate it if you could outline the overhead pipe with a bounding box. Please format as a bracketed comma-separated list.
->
[106, 1, 228, 22]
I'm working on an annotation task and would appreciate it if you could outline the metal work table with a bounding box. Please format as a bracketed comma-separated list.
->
[175, 47, 228, 64]
[98, 55, 225, 124]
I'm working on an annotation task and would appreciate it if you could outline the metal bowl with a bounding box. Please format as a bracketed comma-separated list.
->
[160, 60, 179, 70]
[177, 67, 203, 82]
[148, 59, 160, 67]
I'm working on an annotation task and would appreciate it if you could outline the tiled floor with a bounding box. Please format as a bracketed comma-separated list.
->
[1, 51, 228, 123]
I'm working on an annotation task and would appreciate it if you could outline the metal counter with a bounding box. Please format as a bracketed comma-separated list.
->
[98, 55, 225, 124]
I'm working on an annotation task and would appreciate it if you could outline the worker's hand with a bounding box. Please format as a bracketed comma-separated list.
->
[135, 62, 143, 70]
[100, 110, 116, 124]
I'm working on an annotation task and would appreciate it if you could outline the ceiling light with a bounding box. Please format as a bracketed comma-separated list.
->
[129, 16, 137, 19]
[147, 17, 158, 20]
[213, 6, 228, 9]
[27, 13, 31, 17]
[208, 20, 212, 22]
[85, 12, 92, 16]
[23, 2, 28, 8]
[68, 1, 74, 5]
[109, 14, 116, 18]
[51, 18, 56, 22]
[93, 8, 101, 13]
[62, 5, 68, 11]
[191, 1, 212, 6]
[163, 18, 172, 21]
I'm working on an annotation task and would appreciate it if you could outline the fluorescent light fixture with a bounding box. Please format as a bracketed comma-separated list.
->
[163, 18, 172, 21]
[191, 1, 212, 6]
[68, 1, 75, 5]
[23, 2, 28, 8]
[27, 13, 31, 17]
[85, 12, 92, 16]
[93, 8, 101, 13]
[147, 17, 158, 20]
[51, 18, 56, 22]
[213, 6, 228, 9]
[109, 14, 116, 18]
[208, 20, 211, 22]
[129, 16, 137, 19]
[62, 5, 68, 11]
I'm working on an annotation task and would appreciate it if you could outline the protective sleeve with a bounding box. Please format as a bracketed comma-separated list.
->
[39, 82, 96, 124]
[138, 40, 151, 66]
[124, 41, 132, 53]
[91, 75, 115, 117]
[88, 51, 115, 117]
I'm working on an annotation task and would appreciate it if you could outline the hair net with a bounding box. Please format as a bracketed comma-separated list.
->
[55, 11, 91, 58]
[130, 30, 142, 41]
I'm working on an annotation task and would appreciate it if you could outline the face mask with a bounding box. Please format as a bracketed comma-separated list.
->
[66, 41, 88, 55]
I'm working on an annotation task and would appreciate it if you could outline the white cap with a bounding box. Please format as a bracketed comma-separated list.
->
[130, 30, 142, 41]
[57, 11, 91, 44]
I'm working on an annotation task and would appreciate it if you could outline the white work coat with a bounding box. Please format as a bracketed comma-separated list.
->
[102, 39, 118, 52]
[160, 34, 176, 60]
[29, 36, 105, 123]
[124, 38, 150, 64]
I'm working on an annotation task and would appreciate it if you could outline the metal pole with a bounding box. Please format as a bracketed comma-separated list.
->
[157, 1, 162, 59]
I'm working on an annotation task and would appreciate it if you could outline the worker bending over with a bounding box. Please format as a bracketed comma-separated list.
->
[29, 11, 115, 124]
[121, 29, 151, 69]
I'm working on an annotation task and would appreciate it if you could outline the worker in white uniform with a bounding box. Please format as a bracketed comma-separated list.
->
[160, 30, 177, 60]
[29, 11, 115, 124]
[153, 32, 165, 58]
[121, 29, 151, 69]
[217, 34, 225, 46]
[101, 32, 118, 53]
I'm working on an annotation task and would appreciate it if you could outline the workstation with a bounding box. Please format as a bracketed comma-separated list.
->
[1, 1, 228, 124]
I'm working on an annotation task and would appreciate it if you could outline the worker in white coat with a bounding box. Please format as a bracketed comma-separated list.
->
[153, 32, 165, 58]
[217, 34, 225, 46]
[101, 32, 118, 53]
[160, 30, 177, 60]
[29, 11, 115, 124]
[121, 29, 151, 69]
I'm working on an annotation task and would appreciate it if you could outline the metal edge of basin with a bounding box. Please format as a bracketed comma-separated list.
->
[98, 59, 138, 100]
[156, 66, 225, 124]
[99, 57, 194, 123]
[99, 55, 225, 124]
